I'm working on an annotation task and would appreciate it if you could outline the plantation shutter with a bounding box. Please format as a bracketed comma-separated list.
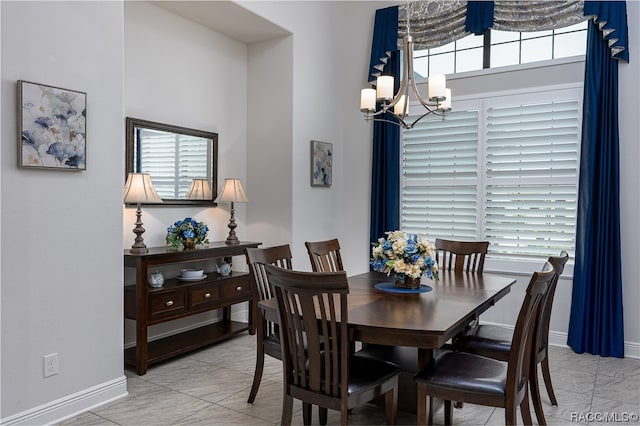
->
[484, 97, 580, 259]
[402, 107, 480, 239]
[138, 129, 211, 199]
[401, 86, 581, 263]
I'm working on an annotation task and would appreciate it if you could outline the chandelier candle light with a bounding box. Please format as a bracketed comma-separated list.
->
[360, 6, 451, 129]
[214, 178, 248, 245]
[123, 172, 162, 253]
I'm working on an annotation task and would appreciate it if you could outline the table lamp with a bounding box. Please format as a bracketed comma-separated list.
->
[186, 178, 213, 200]
[214, 178, 248, 245]
[123, 172, 162, 253]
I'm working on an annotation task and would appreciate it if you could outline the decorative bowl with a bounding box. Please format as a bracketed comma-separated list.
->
[180, 268, 204, 279]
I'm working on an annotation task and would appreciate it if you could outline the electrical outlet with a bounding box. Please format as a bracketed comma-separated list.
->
[43, 353, 59, 378]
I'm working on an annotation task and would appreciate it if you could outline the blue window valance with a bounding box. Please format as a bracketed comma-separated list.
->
[367, 0, 629, 83]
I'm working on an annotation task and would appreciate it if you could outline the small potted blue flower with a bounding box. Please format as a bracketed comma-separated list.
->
[166, 217, 209, 250]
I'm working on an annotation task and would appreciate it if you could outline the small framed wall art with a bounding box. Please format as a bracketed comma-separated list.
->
[310, 140, 332, 187]
[17, 80, 87, 170]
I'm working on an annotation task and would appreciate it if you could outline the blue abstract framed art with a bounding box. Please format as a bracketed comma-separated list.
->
[310, 140, 332, 187]
[18, 80, 87, 170]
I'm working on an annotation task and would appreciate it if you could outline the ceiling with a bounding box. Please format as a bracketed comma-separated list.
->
[149, 0, 290, 44]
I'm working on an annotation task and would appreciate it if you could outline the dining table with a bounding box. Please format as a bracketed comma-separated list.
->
[258, 270, 516, 414]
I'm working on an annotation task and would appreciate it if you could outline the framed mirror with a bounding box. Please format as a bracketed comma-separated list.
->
[125, 117, 218, 205]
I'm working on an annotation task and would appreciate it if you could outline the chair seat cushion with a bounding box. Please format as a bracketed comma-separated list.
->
[414, 351, 507, 398]
[304, 352, 400, 395]
[349, 353, 400, 395]
[453, 324, 512, 362]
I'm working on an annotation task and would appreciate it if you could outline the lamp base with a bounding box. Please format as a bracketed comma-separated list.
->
[225, 236, 240, 245]
[130, 204, 149, 253]
[225, 202, 240, 245]
[129, 246, 149, 254]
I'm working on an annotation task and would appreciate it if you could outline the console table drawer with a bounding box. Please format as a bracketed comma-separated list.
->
[149, 290, 186, 321]
[221, 279, 251, 300]
[190, 283, 221, 309]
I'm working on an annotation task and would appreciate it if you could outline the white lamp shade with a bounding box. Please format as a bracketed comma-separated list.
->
[214, 178, 248, 203]
[186, 179, 213, 200]
[376, 76, 394, 100]
[428, 74, 446, 100]
[123, 173, 162, 204]
[360, 88, 376, 111]
[394, 94, 408, 116]
[441, 88, 452, 110]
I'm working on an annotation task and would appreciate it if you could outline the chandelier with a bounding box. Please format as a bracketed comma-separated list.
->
[360, 10, 451, 129]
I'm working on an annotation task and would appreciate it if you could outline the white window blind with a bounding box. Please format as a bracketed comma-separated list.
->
[402, 108, 480, 239]
[138, 129, 211, 199]
[484, 98, 579, 259]
[401, 86, 581, 263]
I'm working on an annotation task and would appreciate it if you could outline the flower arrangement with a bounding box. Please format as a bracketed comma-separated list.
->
[166, 217, 209, 250]
[371, 230, 439, 280]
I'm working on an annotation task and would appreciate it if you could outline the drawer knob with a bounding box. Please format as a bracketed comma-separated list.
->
[165, 300, 174, 307]
[236, 286, 242, 291]
[204, 293, 211, 298]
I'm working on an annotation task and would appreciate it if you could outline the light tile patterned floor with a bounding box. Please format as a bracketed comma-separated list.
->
[59, 334, 640, 425]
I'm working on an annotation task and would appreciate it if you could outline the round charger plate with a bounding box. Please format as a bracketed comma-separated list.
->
[374, 282, 432, 294]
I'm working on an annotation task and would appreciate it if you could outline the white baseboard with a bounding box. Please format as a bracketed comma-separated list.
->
[481, 321, 640, 359]
[1, 376, 127, 426]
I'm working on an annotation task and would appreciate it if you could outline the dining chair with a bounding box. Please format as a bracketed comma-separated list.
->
[414, 262, 556, 425]
[435, 238, 490, 337]
[434, 238, 489, 274]
[451, 250, 570, 424]
[244, 244, 293, 404]
[264, 264, 401, 425]
[304, 238, 344, 272]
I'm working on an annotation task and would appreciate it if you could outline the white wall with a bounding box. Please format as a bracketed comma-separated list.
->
[617, 0, 640, 350]
[246, 35, 294, 248]
[239, 1, 348, 269]
[1, 1, 126, 422]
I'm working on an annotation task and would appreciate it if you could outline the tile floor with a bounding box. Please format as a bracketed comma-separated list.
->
[59, 333, 640, 425]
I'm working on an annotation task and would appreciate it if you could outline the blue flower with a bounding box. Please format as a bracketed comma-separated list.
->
[405, 240, 418, 256]
[371, 258, 386, 272]
[35, 116, 54, 129]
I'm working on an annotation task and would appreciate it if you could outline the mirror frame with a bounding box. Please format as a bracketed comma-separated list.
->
[125, 117, 218, 206]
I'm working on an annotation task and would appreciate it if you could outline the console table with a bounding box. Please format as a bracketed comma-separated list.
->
[124, 241, 261, 375]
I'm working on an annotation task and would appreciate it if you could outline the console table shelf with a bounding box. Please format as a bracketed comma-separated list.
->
[124, 241, 261, 375]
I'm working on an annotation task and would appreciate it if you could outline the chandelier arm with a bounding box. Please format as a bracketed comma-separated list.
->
[371, 117, 411, 128]
[410, 75, 440, 111]
[404, 109, 445, 129]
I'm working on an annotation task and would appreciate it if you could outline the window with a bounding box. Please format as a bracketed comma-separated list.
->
[413, 21, 587, 76]
[401, 86, 582, 264]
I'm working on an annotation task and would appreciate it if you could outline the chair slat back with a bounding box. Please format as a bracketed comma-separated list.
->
[264, 264, 349, 400]
[535, 250, 570, 354]
[435, 238, 489, 273]
[506, 262, 556, 401]
[305, 239, 344, 272]
[245, 245, 293, 337]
